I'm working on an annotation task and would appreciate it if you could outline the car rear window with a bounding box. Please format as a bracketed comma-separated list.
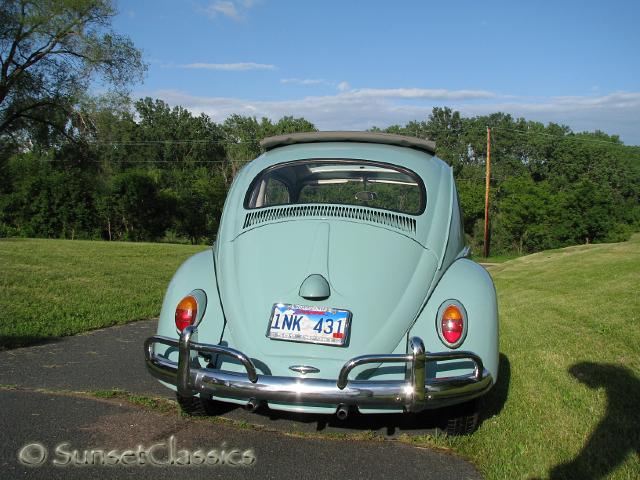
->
[245, 160, 425, 215]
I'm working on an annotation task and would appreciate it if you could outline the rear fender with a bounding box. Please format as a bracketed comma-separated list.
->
[409, 258, 499, 381]
[156, 248, 226, 365]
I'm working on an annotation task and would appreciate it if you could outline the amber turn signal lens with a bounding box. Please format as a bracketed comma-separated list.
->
[441, 304, 464, 345]
[175, 295, 198, 332]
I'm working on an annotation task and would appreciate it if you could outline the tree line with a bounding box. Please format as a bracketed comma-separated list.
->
[0, 96, 316, 243]
[375, 109, 640, 254]
[0, 98, 638, 255]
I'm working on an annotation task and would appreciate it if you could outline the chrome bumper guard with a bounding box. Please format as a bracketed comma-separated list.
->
[144, 326, 493, 412]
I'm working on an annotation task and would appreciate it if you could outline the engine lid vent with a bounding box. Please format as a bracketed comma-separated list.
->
[243, 204, 417, 234]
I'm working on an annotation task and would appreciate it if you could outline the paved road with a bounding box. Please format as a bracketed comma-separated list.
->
[0, 320, 445, 436]
[0, 321, 168, 397]
[0, 320, 483, 479]
[1, 389, 482, 480]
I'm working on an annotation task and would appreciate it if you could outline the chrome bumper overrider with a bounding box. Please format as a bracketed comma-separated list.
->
[144, 326, 493, 412]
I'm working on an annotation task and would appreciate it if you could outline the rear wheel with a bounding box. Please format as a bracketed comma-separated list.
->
[176, 393, 225, 416]
[443, 399, 480, 436]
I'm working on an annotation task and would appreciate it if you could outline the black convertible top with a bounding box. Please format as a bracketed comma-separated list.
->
[260, 131, 436, 155]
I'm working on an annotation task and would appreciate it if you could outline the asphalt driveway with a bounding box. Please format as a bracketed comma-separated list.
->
[0, 320, 482, 479]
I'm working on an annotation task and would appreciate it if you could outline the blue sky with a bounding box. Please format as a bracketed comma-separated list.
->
[113, 0, 640, 144]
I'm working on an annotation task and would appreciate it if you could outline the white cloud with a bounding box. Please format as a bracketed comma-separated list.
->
[182, 62, 276, 71]
[458, 91, 640, 119]
[345, 88, 497, 100]
[204, 0, 257, 20]
[147, 88, 640, 145]
[280, 78, 354, 92]
[456, 92, 640, 141]
[277, 82, 494, 100]
[207, 1, 240, 19]
[281, 78, 328, 86]
[148, 88, 488, 131]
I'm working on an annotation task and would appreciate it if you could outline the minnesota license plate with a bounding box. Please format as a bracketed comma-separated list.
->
[266, 303, 351, 346]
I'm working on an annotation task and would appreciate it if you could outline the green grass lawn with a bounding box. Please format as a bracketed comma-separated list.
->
[416, 234, 640, 479]
[1, 235, 638, 479]
[0, 238, 207, 348]
[471, 251, 522, 264]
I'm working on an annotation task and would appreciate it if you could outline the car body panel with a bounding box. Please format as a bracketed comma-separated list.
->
[156, 249, 224, 371]
[409, 258, 499, 381]
[216, 219, 439, 379]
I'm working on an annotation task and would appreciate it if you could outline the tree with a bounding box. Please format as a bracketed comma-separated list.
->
[172, 168, 227, 244]
[134, 97, 226, 167]
[556, 177, 618, 245]
[0, 0, 145, 142]
[492, 177, 555, 254]
[221, 114, 316, 183]
[109, 170, 176, 241]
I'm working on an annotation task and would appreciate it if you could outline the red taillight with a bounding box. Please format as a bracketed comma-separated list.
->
[175, 295, 198, 332]
[441, 304, 464, 345]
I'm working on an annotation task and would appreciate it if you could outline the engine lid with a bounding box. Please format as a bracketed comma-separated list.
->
[216, 219, 438, 377]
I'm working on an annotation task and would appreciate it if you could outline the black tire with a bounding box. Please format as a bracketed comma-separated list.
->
[176, 393, 224, 416]
[444, 399, 480, 436]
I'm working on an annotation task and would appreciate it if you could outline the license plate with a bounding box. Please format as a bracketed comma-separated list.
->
[266, 303, 351, 346]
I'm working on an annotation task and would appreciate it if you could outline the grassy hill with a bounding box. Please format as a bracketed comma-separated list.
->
[427, 234, 640, 479]
[1, 235, 638, 479]
[0, 238, 207, 348]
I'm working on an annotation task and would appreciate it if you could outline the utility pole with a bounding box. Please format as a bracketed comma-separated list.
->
[483, 126, 491, 258]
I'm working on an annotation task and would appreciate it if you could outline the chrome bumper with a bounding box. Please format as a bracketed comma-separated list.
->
[144, 326, 493, 412]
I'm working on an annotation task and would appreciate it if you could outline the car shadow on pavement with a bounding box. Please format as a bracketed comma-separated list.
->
[542, 362, 640, 480]
[223, 353, 511, 437]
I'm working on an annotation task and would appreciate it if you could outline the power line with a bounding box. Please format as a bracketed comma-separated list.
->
[377, 123, 638, 149]
[65, 128, 640, 149]
[36, 158, 251, 163]
[90, 139, 259, 146]
[489, 125, 639, 148]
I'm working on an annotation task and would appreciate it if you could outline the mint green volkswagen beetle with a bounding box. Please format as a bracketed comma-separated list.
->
[145, 132, 498, 435]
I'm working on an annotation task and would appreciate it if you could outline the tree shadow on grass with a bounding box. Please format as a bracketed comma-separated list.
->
[544, 362, 640, 480]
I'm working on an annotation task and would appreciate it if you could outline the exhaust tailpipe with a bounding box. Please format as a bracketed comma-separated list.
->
[245, 398, 261, 412]
[336, 404, 349, 420]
